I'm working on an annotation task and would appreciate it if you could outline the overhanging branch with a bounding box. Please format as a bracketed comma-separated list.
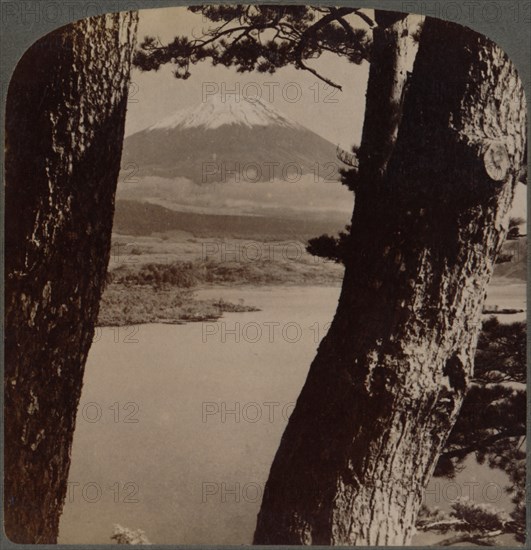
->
[440, 430, 525, 461]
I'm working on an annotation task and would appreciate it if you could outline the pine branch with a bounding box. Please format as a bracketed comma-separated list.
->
[330, 9, 359, 42]
[418, 518, 466, 531]
[134, 6, 372, 84]
[295, 58, 343, 90]
[293, 7, 358, 90]
[435, 531, 502, 546]
[352, 9, 376, 28]
[440, 430, 525, 461]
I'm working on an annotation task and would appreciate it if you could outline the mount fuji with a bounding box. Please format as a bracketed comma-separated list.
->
[121, 96, 340, 183]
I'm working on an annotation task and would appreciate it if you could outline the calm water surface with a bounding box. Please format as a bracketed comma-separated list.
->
[59, 283, 524, 544]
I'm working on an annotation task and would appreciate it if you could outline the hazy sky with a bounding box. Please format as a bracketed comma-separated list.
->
[124, 7, 370, 150]
[122, 7, 526, 222]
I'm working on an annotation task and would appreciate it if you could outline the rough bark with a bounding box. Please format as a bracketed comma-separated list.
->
[357, 13, 423, 182]
[4, 12, 138, 543]
[254, 15, 526, 546]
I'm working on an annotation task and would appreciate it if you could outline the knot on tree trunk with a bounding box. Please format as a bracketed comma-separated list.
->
[463, 137, 511, 182]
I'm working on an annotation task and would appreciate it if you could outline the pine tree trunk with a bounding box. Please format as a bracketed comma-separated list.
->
[254, 16, 526, 546]
[4, 12, 138, 543]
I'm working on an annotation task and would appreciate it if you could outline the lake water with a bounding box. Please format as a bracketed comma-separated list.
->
[485, 280, 527, 322]
[58, 282, 525, 545]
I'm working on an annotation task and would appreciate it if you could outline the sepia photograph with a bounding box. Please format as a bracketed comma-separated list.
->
[3, 3, 528, 547]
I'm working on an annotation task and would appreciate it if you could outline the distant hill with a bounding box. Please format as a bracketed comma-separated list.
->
[121, 96, 341, 183]
[113, 201, 527, 280]
[113, 200, 350, 241]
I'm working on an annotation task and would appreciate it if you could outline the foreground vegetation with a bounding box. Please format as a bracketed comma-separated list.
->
[98, 285, 258, 326]
[419, 318, 526, 546]
[97, 236, 344, 326]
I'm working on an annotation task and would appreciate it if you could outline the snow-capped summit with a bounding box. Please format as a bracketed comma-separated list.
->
[122, 98, 339, 183]
[147, 95, 302, 131]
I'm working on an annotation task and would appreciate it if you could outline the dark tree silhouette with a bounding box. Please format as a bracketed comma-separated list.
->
[5, 5, 526, 546]
[4, 13, 138, 543]
[133, 6, 527, 545]
[134, 5, 371, 88]
[306, 226, 352, 264]
[308, 230, 527, 545]
[424, 319, 526, 544]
